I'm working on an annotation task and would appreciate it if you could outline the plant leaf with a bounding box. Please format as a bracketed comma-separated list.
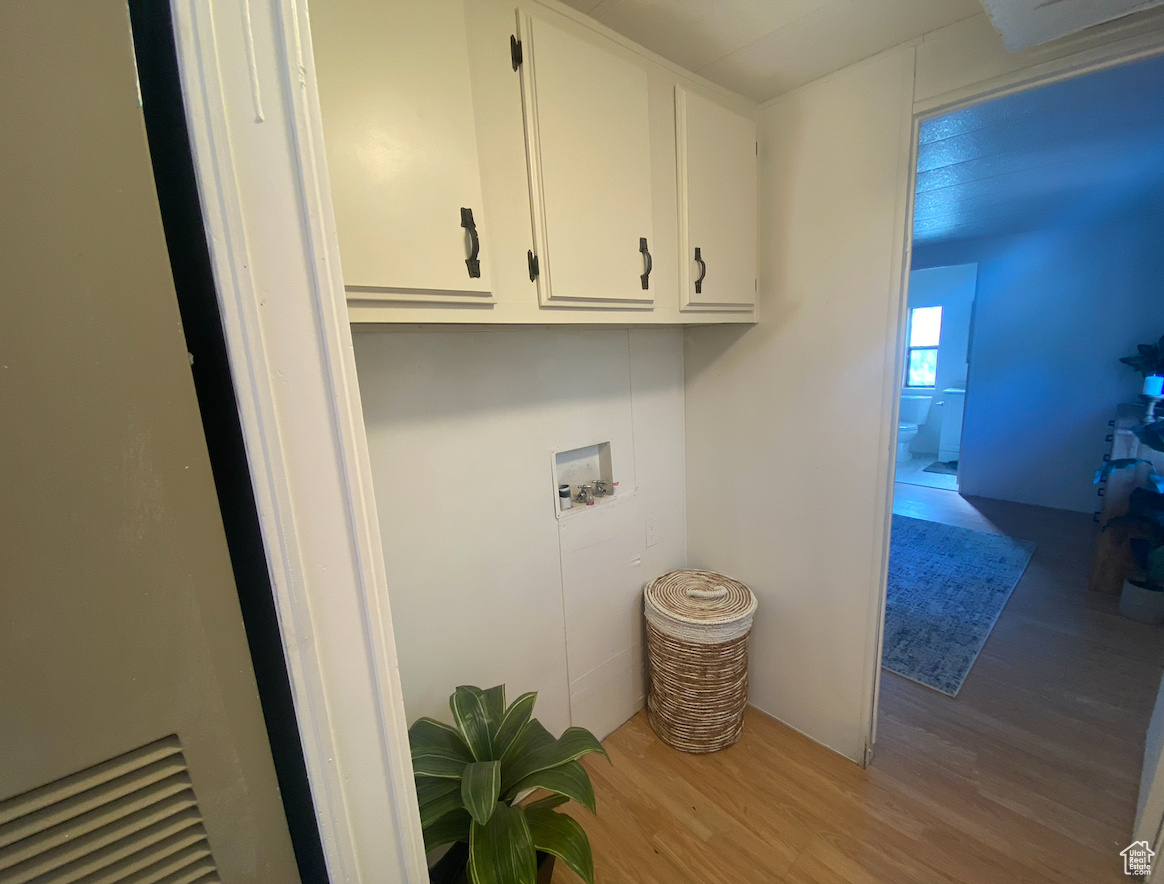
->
[468, 802, 537, 884]
[1095, 458, 1150, 484]
[420, 783, 465, 830]
[526, 807, 595, 884]
[423, 807, 472, 853]
[493, 692, 537, 761]
[452, 686, 496, 761]
[523, 794, 570, 813]
[410, 717, 474, 778]
[500, 719, 556, 782]
[504, 760, 596, 813]
[417, 775, 461, 807]
[503, 727, 610, 788]
[417, 776, 463, 830]
[480, 685, 506, 736]
[461, 761, 503, 826]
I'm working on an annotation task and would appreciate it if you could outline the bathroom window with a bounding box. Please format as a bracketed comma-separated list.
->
[905, 305, 942, 388]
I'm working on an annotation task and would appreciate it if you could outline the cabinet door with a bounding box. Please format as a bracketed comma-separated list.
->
[677, 87, 757, 312]
[516, 11, 654, 307]
[312, 0, 492, 302]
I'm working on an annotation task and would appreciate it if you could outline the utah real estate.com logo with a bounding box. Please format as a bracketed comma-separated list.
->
[1122, 840, 1155, 876]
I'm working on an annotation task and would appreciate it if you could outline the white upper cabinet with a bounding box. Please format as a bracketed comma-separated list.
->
[515, 11, 655, 307]
[676, 86, 758, 312]
[312, 0, 493, 302]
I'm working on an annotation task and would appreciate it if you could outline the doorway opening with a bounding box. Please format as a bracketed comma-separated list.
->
[894, 267, 975, 492]
[878, 50, 1164, 872]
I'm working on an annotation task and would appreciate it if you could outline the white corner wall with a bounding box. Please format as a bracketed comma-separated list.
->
[354, 327, 686, 739]
[683, 49, 916, 762]
[348, 10, 1164, 773]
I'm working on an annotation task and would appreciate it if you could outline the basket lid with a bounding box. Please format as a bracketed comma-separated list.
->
[644, 570, 757, 642]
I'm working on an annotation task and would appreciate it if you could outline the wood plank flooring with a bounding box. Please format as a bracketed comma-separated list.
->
[554, 486, 1164, 882]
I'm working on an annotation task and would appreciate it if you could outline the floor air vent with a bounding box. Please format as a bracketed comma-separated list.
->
[0, 735, 220, 883]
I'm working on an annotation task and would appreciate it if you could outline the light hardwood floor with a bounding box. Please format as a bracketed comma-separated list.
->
[556, 485, 1164, 882]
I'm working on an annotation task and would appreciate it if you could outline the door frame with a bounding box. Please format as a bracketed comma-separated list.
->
[170, 1, 426, 880]
[864, 0, 1164, 825]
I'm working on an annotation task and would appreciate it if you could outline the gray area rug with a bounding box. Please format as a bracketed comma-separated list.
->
[883, 515, 1036, 696]
[923, 460, 958, 475]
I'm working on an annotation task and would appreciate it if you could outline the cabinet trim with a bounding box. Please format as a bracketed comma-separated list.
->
[515, 11, 555, 305]
[344, 286, 495, 306]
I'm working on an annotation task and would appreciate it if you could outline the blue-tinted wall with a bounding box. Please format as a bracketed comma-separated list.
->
[913, 202, 1164, 513]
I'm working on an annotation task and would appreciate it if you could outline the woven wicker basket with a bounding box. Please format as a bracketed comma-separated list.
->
[644, 569, 758, 753]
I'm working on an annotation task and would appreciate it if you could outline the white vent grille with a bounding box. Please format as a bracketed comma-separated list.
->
[0, 735, 220, 884]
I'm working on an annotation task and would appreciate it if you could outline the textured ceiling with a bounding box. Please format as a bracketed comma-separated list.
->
[561, 0, 984, 101]
[913, 52, 1164, 247]
[979, 0, 1164, 50]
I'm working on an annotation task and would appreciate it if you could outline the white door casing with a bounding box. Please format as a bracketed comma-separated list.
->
[170, 0, 426, 880]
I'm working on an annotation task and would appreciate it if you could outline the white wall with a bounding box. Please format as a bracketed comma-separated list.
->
[684, 48, 916, 763]
[905, 264, 977, 455]
[354, 327, 686, 739]
[913, 207, 1164, 513]
[681, 7, 1164, 764]
[351, 4, 1164, 776]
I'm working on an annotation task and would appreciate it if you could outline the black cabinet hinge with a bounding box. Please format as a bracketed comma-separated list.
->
[511, 36, 523, 70]
[527, 250, 539, 281]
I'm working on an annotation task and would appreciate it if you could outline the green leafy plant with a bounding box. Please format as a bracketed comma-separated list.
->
[409, 685, 609, 884]
[1120, 334, 1164, 377]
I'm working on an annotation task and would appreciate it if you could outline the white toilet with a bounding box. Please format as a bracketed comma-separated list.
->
[897, 395, 933, 463]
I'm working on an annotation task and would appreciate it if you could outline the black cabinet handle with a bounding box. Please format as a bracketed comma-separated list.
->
[640, 237, 652, 290]
[694, 247, 706, 294]
[461, 207, 481, 279]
